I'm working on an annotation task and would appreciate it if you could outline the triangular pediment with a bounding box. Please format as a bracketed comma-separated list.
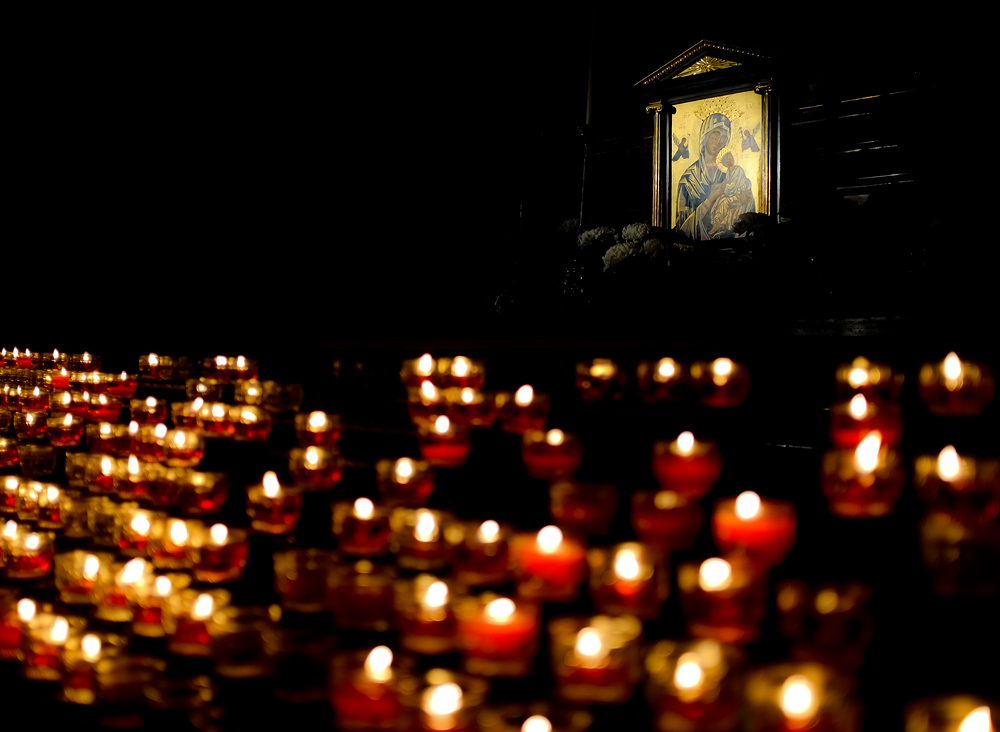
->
[636, 40, 768, 87]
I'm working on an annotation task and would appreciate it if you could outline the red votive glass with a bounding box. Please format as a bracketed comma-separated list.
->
[395, 575, 460, 655]
[913, 447, 1000, 519]
[776, 581, 875, 672]
[436, 356, 486, 390]
[93, 557, 149, 621]
[418, 415, 471, 467]
[49, 367, 71, 390]
[522, 429, 584, 481]
[745, 662, 861, 732]
[36, 483, 70, 529]
[55, 550, 113, 604]
[5, 527, 56, 579]
[835, 356, 903, 403]
[550, 481, 618, 537]
[451, 519, 512, 587]
[376, 457, 435, 507]
[401, 353, 438, 388]
[139, 353, 174, 380]
[188, 523, 250, 582]
[84, 454, 118, 494]
[821, 432, 904, 517]
[326, 559, 396, 631]
[919, 352, 995, 416]
[330, 646, 412, 732]
[829, 394, 902, 449]
[575, 359, 626, 401]
[196, 402, 235, 437]
[679, 555, 767, 645]
[115, 503, 156, 555]
[131, 573, 189, 637]
[106, 371, 138, 398]
[587, 542, 668, 620]
[496, 385, 550, 434]
[47, 413, 86, 447]
[511, 526, 587, 602]
[185, 377, 223, 401]
[70, 352, 100, 372]
[24, 613, 85, 681]
[0, 589, 24, 661]
[166, 589, 231, 656]
[392, 508, 454, 571]
[0, 438, 17, 469]
[407, 380, 447, 426]
[163, 429, 204, 467]
[549, 615, 643, 704]
[637, 358, 687, 402]
[117, 456, 154, 502]
[445, 387, 498, 428]
[274, 548, 334, 613]
[456, 595, 540, 677]
[231, 405, 273, 442]
[712, 492, 797, 569]
[86, 393, 122, 422]
[21, 386, 51, 411]
[333, 498, 393, 556]
[177, 471, 229, 515]
[171, 400, 203, 429]
[133, 423, 168, 462]
[14, 410, 48, 440]
[149, 517, 193, 570]
[652, 432, 723, 499]
[294, 411, 343, 447]
[246, 471, 304, 534]
[289, 446, 345, 490]
[690, 358, 750, 408]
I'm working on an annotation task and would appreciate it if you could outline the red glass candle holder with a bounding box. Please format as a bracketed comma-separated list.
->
[326, 559, 396, 631]
[163, 429, 205, 467]
[36, 483, 70, 529]
[21, 386, 51, 411]
[445, 387, 498, 428]
[47, 413, 85, 447]
[391, 508, 454, 571]
[395, 575, 459, 655]
[55, 550, 113, 604]
[14, 410, 48, 440]
[24, 613, 85, 681]
[5, 527, 56, 579]
[15, 480, 42, 521]
[496, 386, 550, 434]
[0, 589, 24, 661]
[645, 638, 746, 732]
[177, 470, 229, 515]
[93, 557, 153, 622]
[451, 519, 512, 587]
[456, 595, 540, 678]
[133, 423, 167, 462]
[678, 556, 767, 645]
[375, 457, 435, 507]
[61, 631, 127, 705]
[70, 352, 100, 372]
[246, 473, 304, 534]
[117, 456, 154, 502]
[835, 356, 903, 403]
[821, 436, 904, 517]
[48, 389, 73, 414]
[829, 394, 902, 449]
[188, 523, 250, 582]
[115, 504, 156, 556]
[171, 400, 203, 429]
[405, 669, 490, 732]
[88, 393, 123, 422]
[776, 581, 875, 672]
[131, 573, 189, 637]
[587, 542, 668, 620]
[418, 416, 471, 467]
[69, 390, 91, 418]
[550, 481, 618, 537]
[407, 381, 447, 427]
[510, 526, 587, 602]
[274, 548, 335, 613]
[333, 498, 393, 556]
[106, 371, 138, 398]
[904, 696, 999, 732]
[330, 646, 413, 732]
[1, 476, 20, 515]
[913, 448, 1000, 519]
[196, 401, 235, 437]
[401, 353, 438, 388]
[436, 356, 485, 390]
[0, 406, 10, 433]
[920, 510, 1000, 596]
[522, 429, 584, 481]
[712, 492, 797, 569]
[149, 517, 193, 569]
[549, 615, 643, 704]
[575, 359, 626, 401]
[637, 358, 687, 403]
[289, 446, 345, 490]
[652, 433, 723, 499]
[84, 454, 119, 494]
[0, 437, 17, 469]
[231, 405, 273, 442]
[166, 589, 231, 656]
[17, 443, 57, 477]
[185, 377, 223, 401]
[690, 358, 750, 408]
[744, 662, 861, 732]
[919, 352, 995, 416]
[294, 411, 343, 447]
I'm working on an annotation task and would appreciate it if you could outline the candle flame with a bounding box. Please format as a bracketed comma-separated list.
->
[460, 387, 475, 404]
[937, 446, 960, 481]
[958, 707, 993, 732]
[676, 431, 696, 455]
[848, 369, 869, 388]
[191, 593, 214, 620]
[153, 423, 167, 439]
[307, 411, 327, 429]
[699, 558, 733, 592]
[154, 576, 173, 596]
[477, 520, 500, 543]
[779, 675, 818, 721]
[211, 403, 226, 419]
[192, 397, 205, 410]
[50, 617, 69, 643]
[164, 519, 188, 546]
[433, 415, 451, 435]
[262, 472, 282, 498]
[415, 353, 434, 376]
[209, 524, 228, 545]
[614, 547, 641, 581]
[17, 598, 36, 622]
[713, 358, 733, 376]
[82, 634, 102, 661]
[148, 353, 159, 367]
[215, 355, 227, 368]
[421, 380, 438, 400]
[484, 598, 515, 624]
[83, 554, 101, 580]
[735, 491, 762, 521]
[146, 396, 157, 409]
[120, 558, 147, 584]
[854, 431, 882, 474]
[424, 682, 463, 716]
[240, 409, 257, 423]
[944, 352, 963, 381]
[422, 580, 449, 609]
[63, 412, 74, 427]
[128, 455, 141, 476]
[61, 391, 71, 406]
[25, 412, 34, 426]
[848, 393, 868, 419]
[45, 485, 61, 503]
[101, 456, 114, 476]
[674, 653, 705, 690]
[305, 447, 321, 467]
[129, 513, 151, 538]
[536, 525, 563, 553]
[173, 430, 188, 448]
[25, 534, 41, 551]
[575, 627, 607, 662]
[395, 458, 414, 482]
[514, 384, 534, 406]
[236, 355, 247, 369]
[414, 510, 438, 542]
[545, 429, 565, 446]
[522, 716, 553, 732]
[657, 358, 677, 379]
[589, 360, 616, 379]
[354, 497, 375, 520]
[364, 646, 393, 682]
[451, 356, 471, 377]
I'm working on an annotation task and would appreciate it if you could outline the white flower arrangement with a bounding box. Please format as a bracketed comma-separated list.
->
[642, 238, 664, 256]
[621, 223, 651, 243]
[578, 226, 618, 249]
[602, 241, 640, 271]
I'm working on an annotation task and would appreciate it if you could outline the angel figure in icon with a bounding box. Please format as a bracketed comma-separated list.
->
[740, 123, 760, 153]
[672, 133, 690, 161]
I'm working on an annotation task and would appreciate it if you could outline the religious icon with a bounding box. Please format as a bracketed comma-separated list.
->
[671, 134, 690, 161]
[741, 123, 760, 153]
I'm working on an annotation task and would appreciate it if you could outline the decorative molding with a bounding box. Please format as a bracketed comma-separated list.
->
[636, 40, 768, 88]
[673, 56, 742, 79]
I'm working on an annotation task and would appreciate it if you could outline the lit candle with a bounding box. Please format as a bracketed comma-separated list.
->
[24, 613, 75, 680]
[54, 551, 110, 604]
[679, 556, 767, 644]
[836, 356, 903, 403]
[47, 412, 85, 448]
[190, 523, 250, 583]
[326, 559, 396, 631]
[95, 558, 151, 622]
[232, 405, 273, 442]
[168, 589, 229, 656]
[288, 445, 345, 490]
[164, 428, 205, 467]
[829, 393, 903, 449]
[452, 519, 512, 587]
[550, 615, 642, 704]
[497, 384, 551, 434]
[151, 518, 192, 569]
[588, 542, 667, 620]
[821, 430, 904, 517]
[522, 429, 584, 481]
[689, 357, 750, 407]
[919, 351, 995, 416]
[107, 371, 138, 398]
[913, 447, 1000, 518]
[630, 489, 705, 557]
[331, 646, 405, 731]
[422, 681, 464, 731]
[511, 526, 587, 601]
[418, 415, 472, 468]
[197, 401, 235, 437]
[456, 596, 540, 678]
[5, 527, 56, 579]
[396, 575, 459, 655]
[246, 471, 304, 534]
[652, 432, 723, 498]
[294, 410, 342, 447]
[646, 638, 745, 730]
[332, 497, 392, 556]
[575, 359, 626, 401]
[712, 491, 797, 568]
[376, 457, 435, 507]
[393, 508, 453, 571]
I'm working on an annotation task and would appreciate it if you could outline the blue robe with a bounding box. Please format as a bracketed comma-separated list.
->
[675, 159, 729, 240]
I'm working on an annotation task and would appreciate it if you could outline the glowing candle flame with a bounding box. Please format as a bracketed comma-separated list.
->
[422, 580, 449, 609]
[305, 447, 320, 467]
[364, 646, 393, 682]
[514, 384, 534, 406]
[477, 520, 500, 543]
[60, 391, 71, 406]
[119, 371, 128, 381]
[191, 593, 214, 620]
[25, 534, 41, 551]
[415, 353, 434, 376]
[575, 627, 607, 662]
[154, 576, 173, 596]
[536, 525, 563, 553]
[307, 411, 327, 429]
[451, 356, 471, 377]
[484, 598, 515, 624]
[152, 423, 167, 439]
[958, 707, 993, 732]
[395, 458, 414, 483]
[614, 547, 641, 581]
[460, 387, 475, 404]
[211, 403, 226, 419]
[3, 520, 18, 541]
[17, 598, 36, 622]
[657, 358, 677, 379]
[25, 413, 34, 426]
[699, 558, 733, 592]
[854, 431, 882, 474]
[146, 397, 157, 409]
[545, 429, 565, 446]
[713, 358, 733, 376]
[676, 431, 696, 456]
[414, 510, 438, 542]
[420, 380, 438, 402]
[937, 446, 961, 481]
[82, 634, 102, 661]
[173, 430, 188, 448]
[259, 472, 281, 499]
[130, 511, 151, 536]
[101, 456, 114, 476]
[192, 397, 204, 410]
[63, 412, 73, 427]
[169, 520, 189, 546]
[589, 360, 616, 379]
[236, 355, 247, 369]
[83, 555, 101, 580]
[848, 394, 868, 419]
[779, 675, 818, 721]
[209, 524, 229, 545]
[674, 652, 705, 691]
[848, 366, 869, 388]
[215, 355, 227, 368]
[522, 716, 553, 732]
[128, 455, 141, 476]
[433, 415, 451, 435]
[148, 353, 159, 367]
[241, 409, 257, 423]
[424, 682, 463, 716]
[50, 617, 69, 643]
[354, 497, 375, 520]
[944, 352, 963, 381]
[119, 558, 147, 585]
[53, 349, 60, 359]
[735, 491, 762, 521]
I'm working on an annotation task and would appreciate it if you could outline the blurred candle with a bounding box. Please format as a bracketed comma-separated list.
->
[652, 432, 722, 498]
[512, 526, 587, 601]
[712, 491, 797, 569]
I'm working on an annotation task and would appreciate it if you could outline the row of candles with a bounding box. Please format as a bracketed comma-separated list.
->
[1, 346, 997, 731]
